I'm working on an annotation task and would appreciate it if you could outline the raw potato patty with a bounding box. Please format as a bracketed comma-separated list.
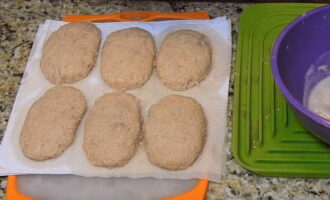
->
[84, 92, 141, 168]
[144, 95, 207, 170]
[101, 28, 155, 91]
[156, 30, 212, 91]
[20, 86, 87, 161]
[40, 22, 101, 84]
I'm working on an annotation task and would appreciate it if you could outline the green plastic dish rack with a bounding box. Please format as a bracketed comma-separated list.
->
[232, 3, 330, 178]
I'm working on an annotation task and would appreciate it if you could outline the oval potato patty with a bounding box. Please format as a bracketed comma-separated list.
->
[40, 22, 101, 84]
[84, 92, 141, 168]
[101, 28, 155, 91]
[144, 95, 207, 170]
[156, 30, 212, 91]
[20, 86, 87, 160]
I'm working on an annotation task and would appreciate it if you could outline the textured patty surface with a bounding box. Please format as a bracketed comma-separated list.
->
[101, 28, 155, 91]
[84, 92, 141, 168]
[20, 86, 87, 160]
[157, 30, 212, 91]
[40, 22, 101, 84]
[144, 95, 207, 170]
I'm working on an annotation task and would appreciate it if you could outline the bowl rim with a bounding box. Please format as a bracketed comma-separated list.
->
[271, 4, 330, 129]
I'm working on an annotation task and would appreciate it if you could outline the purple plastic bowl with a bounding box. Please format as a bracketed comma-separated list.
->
[272, 5, 330, 144]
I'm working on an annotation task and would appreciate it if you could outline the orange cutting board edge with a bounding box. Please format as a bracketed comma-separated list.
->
[6, 11, 210, 200]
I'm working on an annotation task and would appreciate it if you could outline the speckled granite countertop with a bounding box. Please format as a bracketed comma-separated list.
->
[0, 1, 330, 200]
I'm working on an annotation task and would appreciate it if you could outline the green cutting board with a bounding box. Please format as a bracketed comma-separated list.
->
[232, 3, 330, 178]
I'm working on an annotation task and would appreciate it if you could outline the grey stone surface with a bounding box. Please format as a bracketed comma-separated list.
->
[0, 1, 329, 200]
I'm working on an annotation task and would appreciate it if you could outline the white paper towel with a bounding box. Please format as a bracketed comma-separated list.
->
[0, 17, 231, 183]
